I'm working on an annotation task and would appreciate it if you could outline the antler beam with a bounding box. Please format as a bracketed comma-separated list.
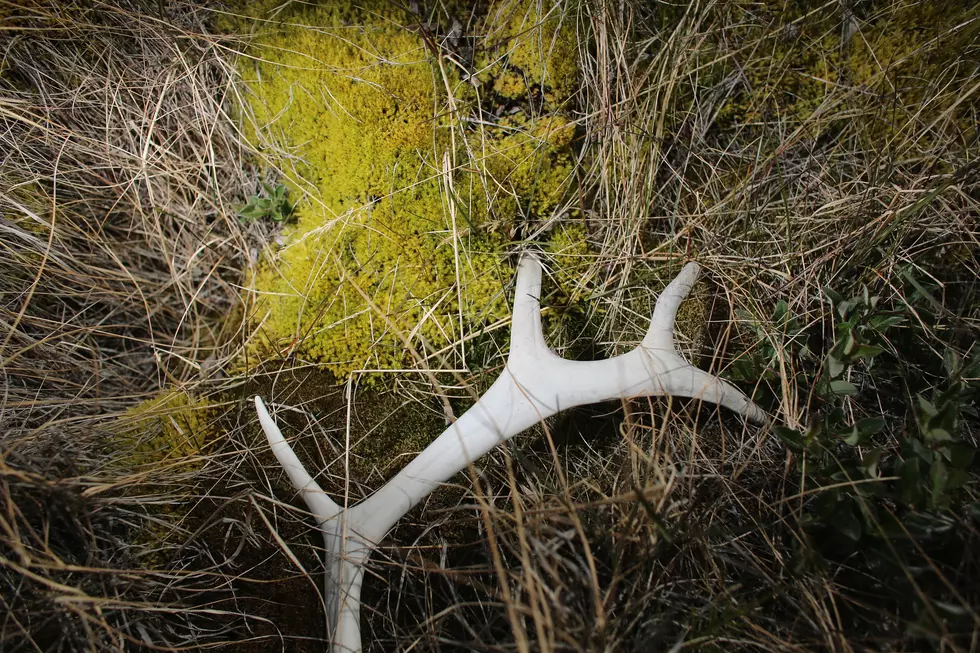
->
[255, 254, 766, 652]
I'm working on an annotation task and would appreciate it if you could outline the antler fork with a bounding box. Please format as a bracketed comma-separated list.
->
[255, 254, 766, 652]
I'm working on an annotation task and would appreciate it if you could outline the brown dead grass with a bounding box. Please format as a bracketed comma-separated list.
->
[1, 0, 978, 651]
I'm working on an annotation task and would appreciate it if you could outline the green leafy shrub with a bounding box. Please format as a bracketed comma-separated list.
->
[734, 273, 979, 645]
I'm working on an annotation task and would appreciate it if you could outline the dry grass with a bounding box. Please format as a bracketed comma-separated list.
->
[0, 1, 266, 648]
[1, 0, 978, 651]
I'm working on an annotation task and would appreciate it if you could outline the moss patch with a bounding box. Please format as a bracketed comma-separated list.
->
[482, 0, 581, 103]
[703, 0, 978, 147]
[115, 390, 214, 467]
[234, 0, 582, 379]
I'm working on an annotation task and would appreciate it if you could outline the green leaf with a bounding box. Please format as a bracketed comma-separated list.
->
[917, 395, 938, 418]
[944, 443, 975, 469]
[827, 407, 846, 427]
[898, 458, 924, 506]
[868, 314, 905, 331]
[962, 359, 980, 382]
[937, 383, 966, 407]
[922, 427, 954, 444]
[823, 286, 843, 305]
[772, 300, 789, 326]
[829, 380, 858, 396]
[804, 419, 827, 447]
[774, 426, 804, 454]
[851, 344, 884, 360]
[839, 419, 886, 447]
[838, 424, 868, 446]
[238, 205, 264, 220]
[834, 503, 862, 541]
[946, 469, 969, 491]
[911, 437, 934, 462]
[830, 328, 857, 360]
[931, 459, 949, 496]
[929, 400, 959, 437]
[861, 448, 882, 478]
[943, 349, 961, 379]
[813, 489, 839, 518]
[826, 355, 845, 378]
[856, 417, 886, 437]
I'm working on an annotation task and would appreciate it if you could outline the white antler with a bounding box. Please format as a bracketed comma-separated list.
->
[255, 254, 766, 652]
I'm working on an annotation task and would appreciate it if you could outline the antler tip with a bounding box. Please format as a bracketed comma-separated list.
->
[747, 402, 770, 424]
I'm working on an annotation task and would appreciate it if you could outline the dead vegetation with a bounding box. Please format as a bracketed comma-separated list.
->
[1, 0, 978, 651]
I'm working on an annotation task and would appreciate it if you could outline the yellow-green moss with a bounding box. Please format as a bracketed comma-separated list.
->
[709, 0, 977, 144]
[546, 222, 589, 288]
[116, 390, 214, 467]
[468, 113, 577, 227]
[235, 1, 581, 378]
[115, 389, 215, 568]
[2, 176, 52, 236]
[483, 0, 581, 103]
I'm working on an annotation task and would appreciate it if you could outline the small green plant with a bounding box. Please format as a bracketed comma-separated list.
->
[742, 278, 980, 646]
[238, 182, 292, 223]
[772, 285, 978, 521]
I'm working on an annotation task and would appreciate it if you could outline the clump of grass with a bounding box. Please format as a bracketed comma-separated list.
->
[0, 1, 269, 649]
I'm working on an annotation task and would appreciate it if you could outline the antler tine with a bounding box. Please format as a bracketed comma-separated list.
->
[508, 252, 551, 359]
[254, 396, 342, 523]
[635, 262, 769, 424]
[644, 262, 700, 351]
[652, 358, 769, 423]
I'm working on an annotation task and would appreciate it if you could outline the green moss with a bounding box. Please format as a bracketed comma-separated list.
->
[706, 0, 977, 143]
[234, 1, 582, 378]
[109, 391, 216, 568]
[349, 393, 449, 484]
[547, 222, 590, 285]
[1, 176, 52, 236]
[845, 0, 979, 144]
[483, 0, 581, 103]
[115, 390, 214, 468]
[467, 113, 577, 227]
[537, 223, 594, 355]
